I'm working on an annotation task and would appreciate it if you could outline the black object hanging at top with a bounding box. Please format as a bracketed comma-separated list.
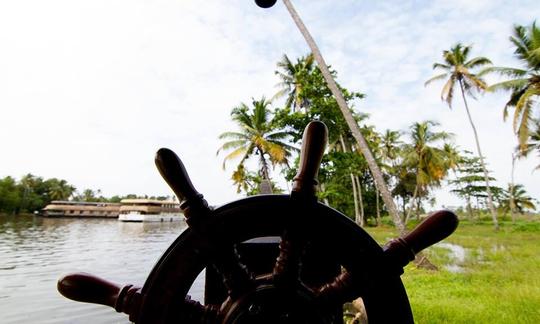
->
[255, 0, 277, 9]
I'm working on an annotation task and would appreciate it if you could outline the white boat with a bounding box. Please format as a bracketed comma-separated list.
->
[118, 199, 184, 222]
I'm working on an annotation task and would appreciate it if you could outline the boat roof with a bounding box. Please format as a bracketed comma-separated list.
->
[120, 199, 178, 205]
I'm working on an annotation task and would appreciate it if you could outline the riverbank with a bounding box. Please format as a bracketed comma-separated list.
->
[365, 218, 540, 324]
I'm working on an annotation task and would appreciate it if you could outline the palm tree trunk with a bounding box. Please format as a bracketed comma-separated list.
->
[282, 0, 405, 234]
[375, 186, 381, 226]
[510, 153, 516, 222]
[351, 173, 362, 226]
[416, 195, 421, 220]
[458, 79, 499, 230]
[340, 134, 362, 226]
[258, 150, 273, 194]
[355, 176, 365, 224]
[405, 185, 419, 225]
[466, 198, 474, 220]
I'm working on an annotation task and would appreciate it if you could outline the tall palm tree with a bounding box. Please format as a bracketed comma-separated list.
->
[281, 0, 406, 234]
[425, 43, 499, 229]
[274, 54, 315, 112]
[402, 121, 452, 222]
[217, 97, 296, 193]
[484, 22, 540, 149]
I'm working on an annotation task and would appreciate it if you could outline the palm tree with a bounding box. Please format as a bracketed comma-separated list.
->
[501, 184, 537, 215]
[484, 22, 540, 149]
[380, 130, 402, 168]
[425, 43, 499, 229]
[402, 121, 452, 222]
[47, 178, 76, 201]
[274, 54, 315, 112]
[281, 0, 406, 234]
[217, 97, 296, 194]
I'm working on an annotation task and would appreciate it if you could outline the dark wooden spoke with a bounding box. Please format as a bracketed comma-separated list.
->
[176, 298, 221, 324]
[272, 230, 305, 286]
[212, 247, 255, 299]
[316, 271, 362, 306]
[273, 121, 328, 287]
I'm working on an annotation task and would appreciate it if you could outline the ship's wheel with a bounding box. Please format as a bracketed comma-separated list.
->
[58, 121, 458, 323]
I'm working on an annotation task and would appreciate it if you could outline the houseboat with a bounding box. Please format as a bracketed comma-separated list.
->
[118, 199, 184, 222]
[41, 201, 120, 218]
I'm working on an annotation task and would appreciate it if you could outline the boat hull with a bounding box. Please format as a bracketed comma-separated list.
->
[118, 213, 184, 223]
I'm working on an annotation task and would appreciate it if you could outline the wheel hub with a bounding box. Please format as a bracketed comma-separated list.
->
[221, 277, 329, 324]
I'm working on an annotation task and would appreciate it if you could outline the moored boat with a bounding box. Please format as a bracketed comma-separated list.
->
[118, 199, 184, 222]
[41, 201, 120, 218]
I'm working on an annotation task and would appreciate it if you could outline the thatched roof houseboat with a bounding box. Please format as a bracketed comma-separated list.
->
[41, 201, 120, 218]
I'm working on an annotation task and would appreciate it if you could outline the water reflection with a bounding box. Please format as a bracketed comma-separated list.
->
[0, 215, 202, 324]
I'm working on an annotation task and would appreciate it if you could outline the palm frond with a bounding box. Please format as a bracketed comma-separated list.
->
[218, 131, 249, 140]
[487, 79, 529, 92]
[432, 63, 450, 70]
[479, 66, 527, 78]
[216, 140, 247, 156]
[221, 146, 249, 170]
[424, 73, 448, 86]
[440, 76, 455, 107]
[465, 56, 492, 69]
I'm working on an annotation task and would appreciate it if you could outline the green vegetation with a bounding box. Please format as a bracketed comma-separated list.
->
[365, 218, 540, 323]
[0, 174, 172, 214]
[426, 43, 499, 228]
[486, 21, 540, 150]
[217, 97, 296, 194]
[218, 42, 538, 227]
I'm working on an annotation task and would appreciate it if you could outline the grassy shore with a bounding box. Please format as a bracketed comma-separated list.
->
[363, 218, 540, 324]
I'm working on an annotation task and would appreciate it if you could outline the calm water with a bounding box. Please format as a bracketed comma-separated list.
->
[0, 215, 204, 324]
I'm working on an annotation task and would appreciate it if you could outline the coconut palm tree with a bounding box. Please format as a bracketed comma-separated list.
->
[46, 178, 76, 201]
[402, 121, 452, 222]
[217, 97, 296, 194]
[501, 184, 537, 215]
[281, 0, 406, 234]
[484, 22, 540, 149]
[274, 54, 315, 112]
[425, 43, 499, 229]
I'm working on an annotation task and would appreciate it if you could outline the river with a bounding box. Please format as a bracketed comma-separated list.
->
[0, 215, 204, 324]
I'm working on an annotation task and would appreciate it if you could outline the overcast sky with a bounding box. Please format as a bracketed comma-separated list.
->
[1, 0, 539, 210]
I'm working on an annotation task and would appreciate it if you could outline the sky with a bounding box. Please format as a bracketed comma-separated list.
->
[1, 0, 539, 210]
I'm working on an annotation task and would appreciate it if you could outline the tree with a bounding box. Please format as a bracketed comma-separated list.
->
[450, 152, 497, 218]
[217, 97, 295, 194]
[46, 178, 76, 201]
[425, 43, 499, 229]
[501, 184, 537, 215]
[281, 0, 406, 234]
[402, 121, 452, 222]
[274, 54, 315, 112]
[0, 176, 21, 214]
[485, 22, 540, 149]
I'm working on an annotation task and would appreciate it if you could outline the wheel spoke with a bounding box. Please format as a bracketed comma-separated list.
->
[315, 271, 362, 306]
[212, 246, 255, 299]
[176, 298, 221, 324]
[272, 226, 306, 286]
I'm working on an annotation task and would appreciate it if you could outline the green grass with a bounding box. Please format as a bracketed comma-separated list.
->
[363, 218, 540, 324]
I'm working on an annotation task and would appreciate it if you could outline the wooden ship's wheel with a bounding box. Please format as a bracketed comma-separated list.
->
[57, 121, 458, 323]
